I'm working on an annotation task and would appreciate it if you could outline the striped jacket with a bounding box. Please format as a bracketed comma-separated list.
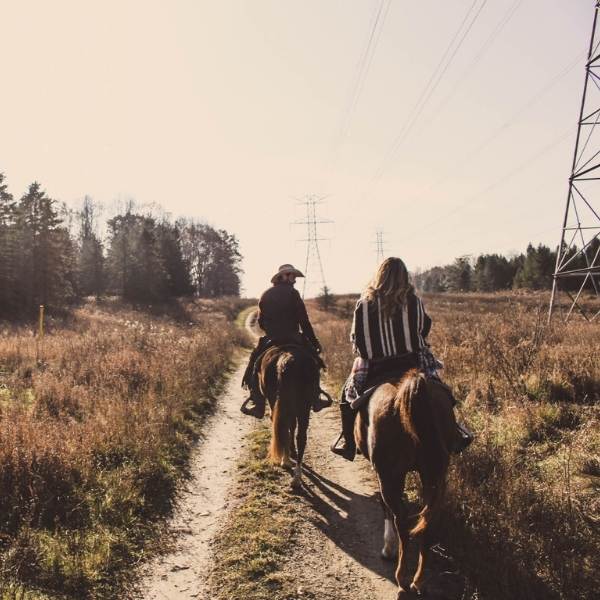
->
[351, 292, 432, 360]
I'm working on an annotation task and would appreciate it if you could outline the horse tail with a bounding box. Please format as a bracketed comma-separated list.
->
[268, 353, 296, 464]
[395, 370, 448, 537]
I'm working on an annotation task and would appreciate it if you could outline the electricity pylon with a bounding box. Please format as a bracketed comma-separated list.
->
[292, 196, 333, 298]
[374, 229, 387, 263]
[549, 1, 600, 322]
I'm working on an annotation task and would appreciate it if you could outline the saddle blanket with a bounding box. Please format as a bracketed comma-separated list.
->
[345, 346, 444, 410]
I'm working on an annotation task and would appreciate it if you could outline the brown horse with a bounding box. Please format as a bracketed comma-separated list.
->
[258, 344, 321, 488]
[355, 369, 458, 598]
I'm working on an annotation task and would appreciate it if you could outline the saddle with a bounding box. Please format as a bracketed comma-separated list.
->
[349, 370, 457, 411]
[348, 355, 418, 411]
[254, 340, 332, 408]
[257, 339, 326, 373]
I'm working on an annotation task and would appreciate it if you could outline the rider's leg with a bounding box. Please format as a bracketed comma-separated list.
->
[240, 337, 269, 418]
[428, 377, 473, 453]
[312, 387, 333, 412]
[330, 399, 357, 461]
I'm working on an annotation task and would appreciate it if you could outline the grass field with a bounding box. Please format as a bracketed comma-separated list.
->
[314, 291, 600, 600]
[1, 292, 598, 599]
[0, 297, 251, 599]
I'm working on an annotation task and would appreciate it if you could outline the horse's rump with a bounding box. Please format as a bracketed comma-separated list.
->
[364, 370, 453, 536]
[361, 370, 458, 595]
[258, 345, 319, 464]
[394, 370, 451, 534]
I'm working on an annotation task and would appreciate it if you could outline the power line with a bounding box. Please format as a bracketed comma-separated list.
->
[398, 126, 573, 248]
[411, 48, 586, 202]
[414, 0, 525, 138]
[323, 0, 392, 184]
[371, 0, 489, 184]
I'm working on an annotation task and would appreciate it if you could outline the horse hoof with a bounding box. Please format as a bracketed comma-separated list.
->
[409, 582, 424, 597]
[396, 587, 410, 599]
[290, 478, 302, 490]
[281, 459, 293, 470]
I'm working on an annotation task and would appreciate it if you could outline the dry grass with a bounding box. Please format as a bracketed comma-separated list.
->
[0, 297, 251, 599]
[209, 426, 301, 600]
[312, 292, 600, 600]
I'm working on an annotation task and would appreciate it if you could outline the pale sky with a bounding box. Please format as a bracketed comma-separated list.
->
[0, 1, 592, 297]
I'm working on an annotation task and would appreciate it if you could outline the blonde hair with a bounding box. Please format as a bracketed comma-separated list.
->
[363, 257, 414, 317]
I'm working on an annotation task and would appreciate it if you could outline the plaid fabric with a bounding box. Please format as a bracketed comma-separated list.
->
[418, 345, 444, 381]
[344, 347, 444, 403]
[344, 356, 369, 403]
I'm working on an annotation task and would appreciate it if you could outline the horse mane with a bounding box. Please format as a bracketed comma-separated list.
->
[395, 369, 424, 443]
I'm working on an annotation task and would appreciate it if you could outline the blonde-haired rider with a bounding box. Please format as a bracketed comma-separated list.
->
[331, 257, 472, 460]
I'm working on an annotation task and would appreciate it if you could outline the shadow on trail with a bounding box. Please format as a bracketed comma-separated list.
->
[297, 464, 470, 599]
[300, 464, 394, 582]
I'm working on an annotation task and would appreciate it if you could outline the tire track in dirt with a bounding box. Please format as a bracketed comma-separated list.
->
[137, 314, 257, 600]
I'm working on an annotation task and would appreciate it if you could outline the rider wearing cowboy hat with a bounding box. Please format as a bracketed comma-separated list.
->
[241, 263, 330, 418]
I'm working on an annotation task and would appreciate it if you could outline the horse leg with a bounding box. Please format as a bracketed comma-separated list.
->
[410, 474, 441, 595]
[289, 419, 297, 460]
[379, 493, 397, 560]
[378, 471, 409, 597]
[278, 394, 293, 470]
[291, 408, 309, 489]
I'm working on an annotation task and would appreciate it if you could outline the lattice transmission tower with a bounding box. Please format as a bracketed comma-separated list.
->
[292, 196, 333, 298]
[374, 229, 387, 263]
[549, 1, 600, 322]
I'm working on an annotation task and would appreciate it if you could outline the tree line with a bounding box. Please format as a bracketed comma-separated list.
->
[413, 241, 599, 293]
[0, 173, 242, 317]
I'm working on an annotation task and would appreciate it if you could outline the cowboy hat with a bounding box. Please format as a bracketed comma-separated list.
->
[271, 263, 305, 283]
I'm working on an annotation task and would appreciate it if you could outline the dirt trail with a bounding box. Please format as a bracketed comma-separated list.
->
[282, 405, 469, 600]
[138, 313, 468, 599]
[137, 316, 257, 600]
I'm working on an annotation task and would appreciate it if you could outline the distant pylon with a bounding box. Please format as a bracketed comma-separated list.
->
[292, 196, 333, 298]
[549, 1, 600, 322]
[374, 229, 387, 263]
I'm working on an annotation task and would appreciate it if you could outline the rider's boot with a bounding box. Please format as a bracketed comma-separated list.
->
[330, 401, 356, 461]
[453, 422, 474, 453]
[312, 388, 333, 412]
[240, 390, 265, 419]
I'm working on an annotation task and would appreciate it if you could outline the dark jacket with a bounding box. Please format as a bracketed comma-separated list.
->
[258, 282, 319, 348]
[351, 291, 431, 360]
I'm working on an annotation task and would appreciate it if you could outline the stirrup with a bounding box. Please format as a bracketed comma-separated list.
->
[240, 397, 265, 419]
[313, 388, 333, 412]
[453, 423, 474, 453]
[330, 433, 356, 461]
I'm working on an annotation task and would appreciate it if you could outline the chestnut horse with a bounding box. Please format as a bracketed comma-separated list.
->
[258, 344, 321, 488]
[355, 369, 458, 598]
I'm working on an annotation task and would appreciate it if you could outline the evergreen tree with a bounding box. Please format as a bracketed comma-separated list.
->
[446, 256, 472, 292]
[77, 196, 105, 298]
[317, 285, 334, 311]
[514, 244, 556, 289]
[15, 182, 75, 311]
[473, 254, 515, 291]
[0, 173, 18, 315]
[106, 208, 168, 303]
[156, 220, 192, 296]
